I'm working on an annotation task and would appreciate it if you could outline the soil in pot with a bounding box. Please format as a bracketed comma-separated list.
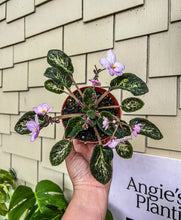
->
[62, 89, 119, 142]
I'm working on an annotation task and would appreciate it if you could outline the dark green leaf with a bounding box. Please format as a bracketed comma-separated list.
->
[110, 73, 149, 96]
[65, 116, 84, 138]
[116, 141, 133, 159]
[90, 145, 112, 185]
[87, 110, 96, 119]
[0, 203, 8, 216]
[44, 79, 64, 94]
[47, 49, 73, 75]
[122, 97, 144, 112]
[129, 118, 163, 140]
[100, 111, 114, 121]
[44, 67, 72, 88]
[35, 180, 67, 213]
[14, 111, 47, 135]
[50, 140, 73, 166]
[83, 87, 96, 106]
[8, 168, 17, 181]
[8, 186, 36, 220]
[105, 209, 113, 220]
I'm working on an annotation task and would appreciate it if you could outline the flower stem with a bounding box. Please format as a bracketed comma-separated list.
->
[97, 105, 122, 110]
[94, 90, 110, 107]
[66, 87, 84, 107]
[68, 74, 83, 98]
[57, 113, 85, 119]
[93, 126, 102, 145]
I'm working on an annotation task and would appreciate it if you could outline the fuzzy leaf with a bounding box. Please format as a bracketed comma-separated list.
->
[44, 79, 64, 94]
[8, 186, 36, 220]
[14, 111, 47, 135]
[90, 145, 112, 185]
[87, 110, 96, 119]
[47, 49, 73, 75]
[83, 87, 96, 106]
[65, 116, 84, 138]
[50, 140, 73, 166]
[110, 73, 149, 96]
[44, 67, 72, 88]
[129, 118, 163, 140]
[116, 141, 133, 159]
[35, 180, 67, 213]
[122, 97, 144, 112]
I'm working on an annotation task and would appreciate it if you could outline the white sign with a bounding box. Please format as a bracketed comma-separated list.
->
[108, 152, 181, 220]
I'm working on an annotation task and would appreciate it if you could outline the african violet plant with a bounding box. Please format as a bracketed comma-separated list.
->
[15, 49, 163, 185]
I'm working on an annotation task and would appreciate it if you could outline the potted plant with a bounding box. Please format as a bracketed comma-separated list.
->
[15, 49, 163, 185]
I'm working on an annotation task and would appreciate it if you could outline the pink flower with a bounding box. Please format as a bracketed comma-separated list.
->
[26, 115, 40, 142]
[102, 116, 109, 130]
[132, 123, 143, 137]
[99, 49, 125, 76]
[104, 137, 132, 149]
[33, 103, 53, 115]
[89, 79, 101, 86]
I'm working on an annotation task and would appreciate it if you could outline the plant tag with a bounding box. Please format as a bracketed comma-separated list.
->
[109, 152, 181, 220]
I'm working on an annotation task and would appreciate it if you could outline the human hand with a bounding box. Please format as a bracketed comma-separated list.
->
[63, 139, 111, 220]
[65, 139, 111, 191]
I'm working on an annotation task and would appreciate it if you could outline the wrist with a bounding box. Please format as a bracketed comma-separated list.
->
[72, 185, 109, 219]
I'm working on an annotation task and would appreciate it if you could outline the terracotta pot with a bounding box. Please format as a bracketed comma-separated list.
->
[61, 86, 121, 144]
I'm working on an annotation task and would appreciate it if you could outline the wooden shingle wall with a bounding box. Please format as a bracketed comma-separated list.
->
[0, 0, 181, 199]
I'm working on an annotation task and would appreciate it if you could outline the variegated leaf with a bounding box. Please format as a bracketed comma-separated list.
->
[65, 117, 84, 139]
[47, 49, 73, 75]
[129, 118, 163, 140]
[90, 145, 112, 185]
[49, 140, 73, 166]
[44, 79, 64, 94]
[122, 97, 144, 112]
[110, 73, 149, 96]
[14, 112, 47, 135]
[44, 67, 72, 88]
[116, 141, 133, 159]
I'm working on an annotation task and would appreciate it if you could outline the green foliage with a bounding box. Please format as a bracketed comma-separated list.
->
[83, 87, 96, 106]
[44, 67, 73, 88]
[44, 79, 64, 94]
[121, 97, 144, 112]
[109, 73, 149, 96]
[129, 118, 163, 140]
[8, 180, 67, 220]
[47, 49, 73, 75]
[65, 116, 84, 138]
[105, 209, 114, 220]
[14, 112, 47, 135]
[90, 145, 113, 185]
[50, 140, 73, 166]
[116, 141, 133, 159]
[0, 169, 16, 218]
[87, 110, 96, 119]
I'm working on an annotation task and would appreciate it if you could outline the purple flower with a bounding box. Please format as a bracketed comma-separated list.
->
[99, 49, 125, 76]
[89, 79, 101, 86]
[26, 115, 40, 142]
[104, 137, 132, 148]
[102, 116, 109, 130]
[33, 103, 53, 115]
[132, 123, 143, 137]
